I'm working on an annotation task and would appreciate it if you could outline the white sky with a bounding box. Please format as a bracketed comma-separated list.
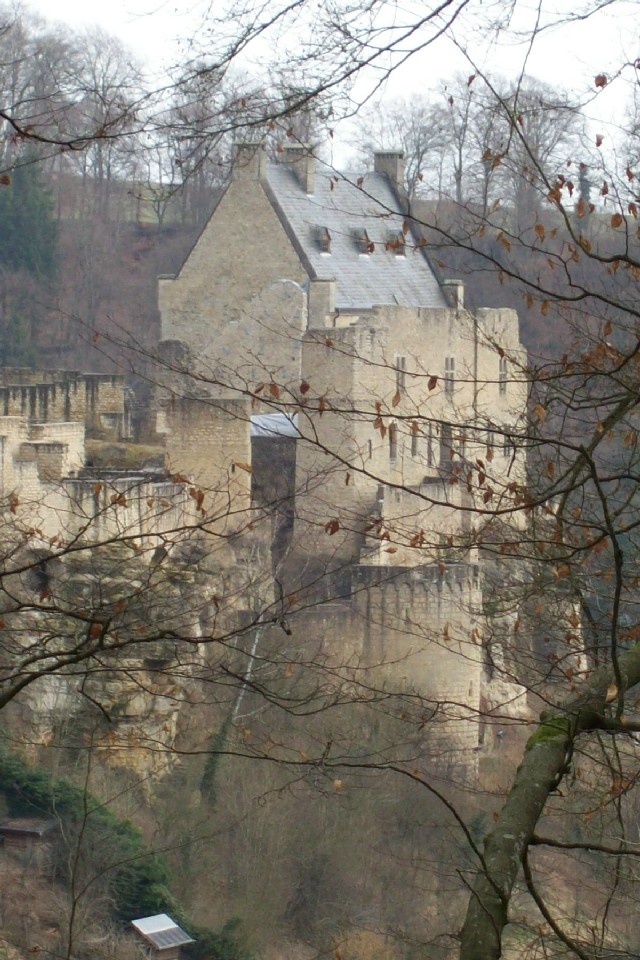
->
[33, 0, 192, 73]
[26, 0, 640, 157]
[32, 0, 637, 81]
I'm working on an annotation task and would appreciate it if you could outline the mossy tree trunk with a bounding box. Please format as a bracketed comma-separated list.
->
[459, 642, 640, 960]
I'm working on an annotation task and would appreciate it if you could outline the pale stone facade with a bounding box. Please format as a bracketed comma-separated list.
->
[155, 144, 531, 769]
[293, 301, 527, 565]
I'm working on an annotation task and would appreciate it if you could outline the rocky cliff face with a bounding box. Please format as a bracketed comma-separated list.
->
[1, 517, 275, 781]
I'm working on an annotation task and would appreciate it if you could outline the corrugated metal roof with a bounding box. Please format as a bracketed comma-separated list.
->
[266, 164, 447, 312]
[131, 915, 194, 950]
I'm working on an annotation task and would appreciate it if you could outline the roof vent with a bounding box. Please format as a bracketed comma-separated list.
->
[316, 226, 331, 253]
[386, 231, 406, 255]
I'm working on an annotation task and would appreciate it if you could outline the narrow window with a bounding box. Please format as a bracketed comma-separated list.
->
[389, 422, 397, 461]
[411, 428, 419, 457]
[445, 357, 455, 396]
[426, 423, 435, 467]
[440, 423, 453, 463]
[458, 433, 467, 460]
[503, 433, 512, 457]
[395, 355, 407, 393]
[368, 439, 373, 460]
[499, 356, 508, 395]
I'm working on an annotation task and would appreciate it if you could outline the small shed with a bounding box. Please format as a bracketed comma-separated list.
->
[0, 817, 57, 872]
[131, 915, 194, 960]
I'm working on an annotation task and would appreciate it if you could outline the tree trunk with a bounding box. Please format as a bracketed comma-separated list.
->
[459, 642, 640, 960]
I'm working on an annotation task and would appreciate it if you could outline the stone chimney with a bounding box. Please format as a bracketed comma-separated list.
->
[232, 142, 266, 180]
[374, 151, 405, 193]
[281, 144, 315, 193]
[442, 279, 465, 311]
[308, 279, 336, 327]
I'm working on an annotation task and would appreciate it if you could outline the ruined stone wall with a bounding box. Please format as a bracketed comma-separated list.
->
[64, 474, 196, 548]
[28, 422, 85, 476]
[0, 373, 125, 438]
[0, 418, 30, 492]
[0, 412, 200, 546]
[0, 420, 83, 537]
[83, 375, 126, 435]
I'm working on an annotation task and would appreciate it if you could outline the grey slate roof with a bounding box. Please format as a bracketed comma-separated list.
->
[265, 164, 447, 312]
[132, 915, 195, 951]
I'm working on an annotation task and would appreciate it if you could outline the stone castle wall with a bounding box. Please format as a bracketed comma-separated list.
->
[291, 304, 527, 566]
[283, 561, 487, 768]
[158, 148, 308, 393]
[147, 148, 534, 772]
[158, 396, 252, 519]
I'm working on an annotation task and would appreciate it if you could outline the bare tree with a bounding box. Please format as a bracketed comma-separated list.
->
[354, 95, 449, 197]
[3, 2, 640, 960]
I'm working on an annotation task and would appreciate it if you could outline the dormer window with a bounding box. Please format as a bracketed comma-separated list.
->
[317, 226, 331, 254]
[387, 231, 406, 256]
[355, 229, 374, 255]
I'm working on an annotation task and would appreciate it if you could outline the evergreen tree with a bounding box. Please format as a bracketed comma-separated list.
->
[0, 161, 57, 276]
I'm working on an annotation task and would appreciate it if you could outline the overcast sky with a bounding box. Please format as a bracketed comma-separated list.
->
[28, 0, 640, 155]
[32, 0, 193, 73]
[33, 0, 634, 82]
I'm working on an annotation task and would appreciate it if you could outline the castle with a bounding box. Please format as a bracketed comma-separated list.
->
[154, 143, 532, 768]
[0, 144, 535, 775]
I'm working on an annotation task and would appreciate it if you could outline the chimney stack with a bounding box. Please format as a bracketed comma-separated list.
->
[281, 144, 315, 194]
[442, 279, 465, 311]
[308, 279, 336, 327]
[232, 142, 266, 181]
[374, 151, 405, 193]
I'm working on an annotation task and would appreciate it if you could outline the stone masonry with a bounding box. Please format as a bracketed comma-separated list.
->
[155, 143, 531, 769]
